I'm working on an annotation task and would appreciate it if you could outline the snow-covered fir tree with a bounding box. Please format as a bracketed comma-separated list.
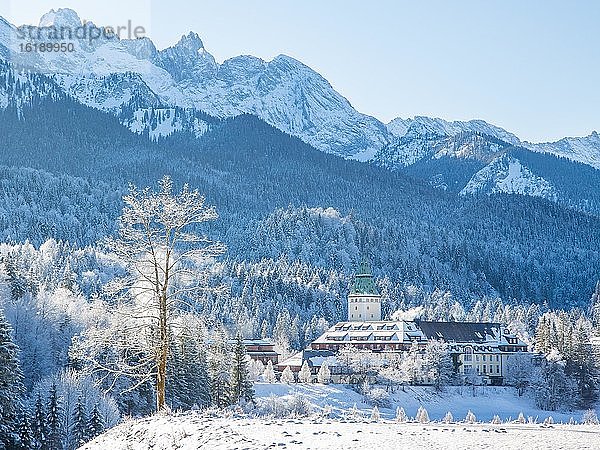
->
[167, 329, 211, 410]
[298, 361, 312, 383]
[71, 396, 88, 449]
[281, 366, 295, 384]
[87, 404, 104, 441]
[207, 330, 231, 409]
[0, 309, 25, 448]
[317, 362, 331, 384]
[370, 406, 380, 422]
[395, 406, 407, 423]
[262, 360, 276, 383]
[416, 406, 429, 423]
[32, 393, 48, 450]
[229, 335, 254, 404]
[46, 383, 64, 450]
[16, 410, 33, 450]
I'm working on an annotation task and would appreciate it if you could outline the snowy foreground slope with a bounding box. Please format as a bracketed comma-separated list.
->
[81, 413, 600, 450]
[82, 383, 600, 449]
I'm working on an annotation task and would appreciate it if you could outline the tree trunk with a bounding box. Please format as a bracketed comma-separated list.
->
[156, 291, 168, 411]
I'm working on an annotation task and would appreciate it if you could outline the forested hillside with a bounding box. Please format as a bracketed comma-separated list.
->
[0, 96, 599, 309]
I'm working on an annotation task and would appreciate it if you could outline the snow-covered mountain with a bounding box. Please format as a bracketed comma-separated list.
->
[386, 116, 522, 146]
[525, 132, 600, 169]
[460, 155, 556, 199]
[0, 9, 389, 160]
[0, 8, 598, 203]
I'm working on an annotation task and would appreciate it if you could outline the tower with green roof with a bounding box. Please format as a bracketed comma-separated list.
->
[348, 260, 381, 321]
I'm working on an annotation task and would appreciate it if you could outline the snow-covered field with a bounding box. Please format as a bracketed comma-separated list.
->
[82, 383, 600, 449]
[82, 413, 600, 450]
[253, 382, 596, 423]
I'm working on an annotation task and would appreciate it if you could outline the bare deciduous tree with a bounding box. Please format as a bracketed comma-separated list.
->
[73, 176, 225, 411]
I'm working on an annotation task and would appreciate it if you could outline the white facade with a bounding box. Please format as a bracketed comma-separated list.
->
[348, 293, 381, 321]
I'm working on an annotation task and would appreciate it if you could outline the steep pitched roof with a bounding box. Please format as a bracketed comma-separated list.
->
[416, 321, 500, 343]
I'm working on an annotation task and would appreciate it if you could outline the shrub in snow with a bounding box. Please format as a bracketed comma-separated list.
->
[443, 411, 453, 424]
[288, 394, 314, 417]
[569, 417, 576, 425]
[347, 403, 362, 421]
[395, 406, 407, 423]
[321, 404, 333, 418]
[281, 366, 295, 384]
[527, 416, 536, 424]
[254, 393, 313, 418]
[543, 416, 554, 425]
[416, 406, 429, 423]
[365, 388, 391, 408]
[491, 415, 502, 424]
[370, 406, 381, 422]
[516, 412, 526, 424]
[298, 361, 312, 383]
[582, 409, 599, 425]
[464, 410, 476, 424]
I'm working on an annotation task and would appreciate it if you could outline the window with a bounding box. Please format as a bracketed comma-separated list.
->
[464, 365, 472, 374]
[496, 366, 500, 374]
[464, 347, 473, 362]
[483, 365, 486, 373]
[496, 355, 499, 362]
[355, 306, 358, 310]
[483, 355, 486, 362]
[489, 365, 492, 373]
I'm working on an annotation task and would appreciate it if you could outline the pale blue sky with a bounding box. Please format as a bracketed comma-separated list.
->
[2, 0, 599, 142]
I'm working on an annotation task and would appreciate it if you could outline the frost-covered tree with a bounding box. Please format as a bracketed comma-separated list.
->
[443, 411, 453, 423]
[230, 335, 254, 404]
[298, 361, 312, 383]
[506, 353, 534, 396]
[400, 341, 422, 385]
[464, 410, 476, 424]
[395, 406, 407, 423]
[71, 177, 225, 411]
[263, 360, 276, 383]
[317, 362, 331, 384]
[249, 359, 265, 382]
[281, 366, 295, 384]
[532, 351, 577, 411]
[416, 406, 429, 423]
[370, 406, 380, 422]
[582, 409, 599, 425]
[424, 339, 453, 391]
[0, 309, 24, 448]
